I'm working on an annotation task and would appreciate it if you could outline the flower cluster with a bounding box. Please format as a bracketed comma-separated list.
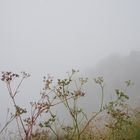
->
[1, 71, 19, 82]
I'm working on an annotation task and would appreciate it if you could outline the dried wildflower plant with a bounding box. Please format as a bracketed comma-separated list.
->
[0, 70, 136, 140]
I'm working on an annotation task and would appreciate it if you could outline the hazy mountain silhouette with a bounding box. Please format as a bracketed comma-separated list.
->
[84, 51, 140, 112]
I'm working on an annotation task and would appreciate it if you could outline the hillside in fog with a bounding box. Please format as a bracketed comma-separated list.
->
[84, 51, 140, 111]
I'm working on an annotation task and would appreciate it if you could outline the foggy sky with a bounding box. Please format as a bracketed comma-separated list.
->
[0, 0, 140, 125]
[0, 0, 140, 74]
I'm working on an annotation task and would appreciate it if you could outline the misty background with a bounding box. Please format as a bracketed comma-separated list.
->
[0, 0, 140, 124]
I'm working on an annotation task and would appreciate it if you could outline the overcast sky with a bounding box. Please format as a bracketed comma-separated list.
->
[0, 0, 140, 126]
[0, 0, 140, 75]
